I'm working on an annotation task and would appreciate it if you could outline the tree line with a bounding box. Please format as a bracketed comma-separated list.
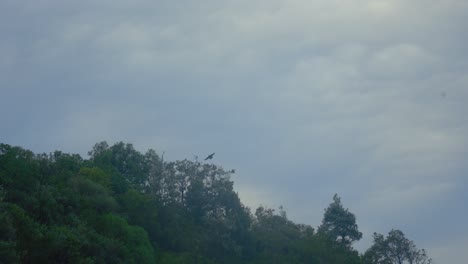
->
[0, 141, 432, 263]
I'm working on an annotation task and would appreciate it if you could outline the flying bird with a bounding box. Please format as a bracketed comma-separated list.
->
[204, 153, 215, 160]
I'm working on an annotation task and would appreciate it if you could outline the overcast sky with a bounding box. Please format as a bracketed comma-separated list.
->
[1, 1, 467, 262]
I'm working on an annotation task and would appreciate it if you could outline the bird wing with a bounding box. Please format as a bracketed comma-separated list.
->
[204, 153, 215, 160]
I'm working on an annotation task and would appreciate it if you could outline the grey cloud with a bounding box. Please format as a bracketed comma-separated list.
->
[1, 1, 467, 262]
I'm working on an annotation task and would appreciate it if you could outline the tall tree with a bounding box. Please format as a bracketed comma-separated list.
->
[317, 194, 362, 248]
[363, 229, 432, 264]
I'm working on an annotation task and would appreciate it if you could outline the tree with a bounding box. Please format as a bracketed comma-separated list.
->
[363, 229, 432, 264]
[5, 141, 437, 263]
[250, 206, 304, 263]
[317, 194, 362, 248]
[95, 213, 156, 264]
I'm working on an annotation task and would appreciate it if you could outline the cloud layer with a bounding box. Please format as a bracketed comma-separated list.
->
[1, 1, 467, 262]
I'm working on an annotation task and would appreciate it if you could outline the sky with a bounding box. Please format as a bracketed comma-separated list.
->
[1, 0, 467, 262]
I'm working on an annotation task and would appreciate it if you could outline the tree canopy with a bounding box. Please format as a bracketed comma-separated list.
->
[363, 229, 432, 264]
[0, 142, 431, 263]
[318, 194, 363, 248]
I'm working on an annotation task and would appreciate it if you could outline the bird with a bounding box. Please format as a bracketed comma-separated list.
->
[204, 153, 215, 160]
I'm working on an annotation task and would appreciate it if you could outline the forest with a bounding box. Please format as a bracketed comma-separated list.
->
[0, 141, 432, 263]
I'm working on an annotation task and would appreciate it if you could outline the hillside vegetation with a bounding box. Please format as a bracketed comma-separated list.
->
[0, 142, 431, 263]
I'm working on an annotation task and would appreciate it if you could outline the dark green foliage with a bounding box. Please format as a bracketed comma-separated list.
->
[0, 142, 431, 263]
[318, 194, 363, 249]
[363, 229, 432, 264]
[94, 213, 156, 264]
[0, 202, 20, 263]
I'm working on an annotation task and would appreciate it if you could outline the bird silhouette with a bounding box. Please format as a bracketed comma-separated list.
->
[204, 153, 215, 160]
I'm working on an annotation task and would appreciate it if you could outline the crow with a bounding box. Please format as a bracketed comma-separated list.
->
[204, 153, 215, 160]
